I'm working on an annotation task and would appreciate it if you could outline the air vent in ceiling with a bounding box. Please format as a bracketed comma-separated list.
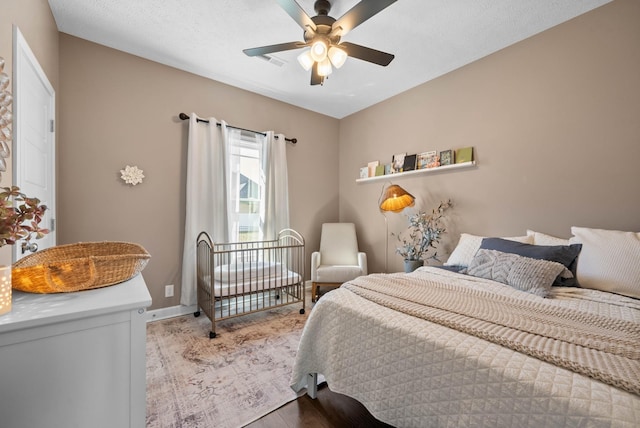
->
[257, 54, 285, 67]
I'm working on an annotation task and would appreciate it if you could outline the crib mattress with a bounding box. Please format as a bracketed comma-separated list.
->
[205, 271, 302, 297]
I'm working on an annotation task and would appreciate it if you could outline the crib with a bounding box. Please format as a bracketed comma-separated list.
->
[195, 229, 306, 338]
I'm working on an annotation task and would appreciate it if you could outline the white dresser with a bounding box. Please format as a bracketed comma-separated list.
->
[0, 274, 152, 428]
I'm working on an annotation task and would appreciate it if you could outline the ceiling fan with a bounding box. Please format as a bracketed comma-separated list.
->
[243, 0, 397, 85]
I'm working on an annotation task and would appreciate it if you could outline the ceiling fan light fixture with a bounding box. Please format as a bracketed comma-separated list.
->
[328, 46, 348, 68]
[297, 50, 314, 71]
[317, 58, 332, 77]
[310, 39, 328, 62]
[243, 0, 397, 86]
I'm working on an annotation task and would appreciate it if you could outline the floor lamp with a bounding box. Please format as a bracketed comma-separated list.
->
[379, 183, 416, 273]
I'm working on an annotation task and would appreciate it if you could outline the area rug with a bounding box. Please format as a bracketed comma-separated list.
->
[146, 300, 310, 428]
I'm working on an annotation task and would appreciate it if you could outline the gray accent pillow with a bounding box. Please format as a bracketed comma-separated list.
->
[479, 237, 582, 286]
[467, 249, 569, 297]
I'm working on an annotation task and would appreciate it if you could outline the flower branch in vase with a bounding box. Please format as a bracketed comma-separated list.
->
[393, 199, 452, 272]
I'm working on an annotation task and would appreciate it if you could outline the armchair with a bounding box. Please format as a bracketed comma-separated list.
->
[310, 223, 367, 302]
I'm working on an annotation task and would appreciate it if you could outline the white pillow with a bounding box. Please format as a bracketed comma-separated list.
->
[526, 229, 570, 246]
[444, 233, 533, 267]
[569, 227, 640, 299]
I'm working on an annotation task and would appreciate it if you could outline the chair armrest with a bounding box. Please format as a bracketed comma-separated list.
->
[358, 252, 368, 276]
[310, 251, 321, 282]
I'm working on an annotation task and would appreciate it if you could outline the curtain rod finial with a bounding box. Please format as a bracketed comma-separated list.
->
[179, 113, 189, 120]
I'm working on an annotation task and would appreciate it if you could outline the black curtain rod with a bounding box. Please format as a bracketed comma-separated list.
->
[178, 113, 297, 144]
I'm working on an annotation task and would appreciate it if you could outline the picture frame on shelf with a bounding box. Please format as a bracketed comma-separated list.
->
[403, 154, 417, 171]
[423, 151, 439, 168]
[417, 151, 431, 169]
[439, 149, 454, 166]
[359, 166, 368, 179]
[455, 146, 474, 163]
[391, 153, 406, 173]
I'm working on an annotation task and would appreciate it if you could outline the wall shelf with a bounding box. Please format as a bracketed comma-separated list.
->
[356, 161, 476, 183]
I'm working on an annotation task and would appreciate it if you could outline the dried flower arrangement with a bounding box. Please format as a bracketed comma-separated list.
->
[394, 199, 452, 263]
[0, 186, 49, 247]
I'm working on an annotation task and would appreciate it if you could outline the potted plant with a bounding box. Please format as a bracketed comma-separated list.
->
[0, 186, 49, 246]
[0, 186, 49, 315]
[394, 199, 452, 272]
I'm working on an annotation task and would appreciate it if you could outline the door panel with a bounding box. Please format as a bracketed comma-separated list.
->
[12, 27, 56, 262]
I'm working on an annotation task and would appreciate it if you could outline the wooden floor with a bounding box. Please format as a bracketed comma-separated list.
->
[245, 382, 393, 428]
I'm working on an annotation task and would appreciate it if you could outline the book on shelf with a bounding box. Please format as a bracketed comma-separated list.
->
[391, 153, 406, 173]
[439, 149, 454, 166]
[375, 164, 385, 176]
[367, 160, 380, 177]
[417, 151, 429, 169]
[455, 147, 474, 163]
[418, 151, 439, 169]
[384, 163, 391, 175]
[359, 166, 368, 179]
[403, 154, 417, 171]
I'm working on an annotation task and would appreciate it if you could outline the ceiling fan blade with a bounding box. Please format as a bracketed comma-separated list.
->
[333, 0, 397, 36]
[310, 62, 323, 85]
[243, 41, 306, 57]
[341, 42, 394, 66]
[276, 0, 317, 31]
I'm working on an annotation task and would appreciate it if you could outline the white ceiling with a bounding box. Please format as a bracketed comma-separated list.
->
[48, 0, 611, 119]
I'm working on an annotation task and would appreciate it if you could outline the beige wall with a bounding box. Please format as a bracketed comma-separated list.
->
[3, 0, 639, 308]
[58, 35, 339, 309]
[339, 0, 640, 274]
[0, 0, 58, 264]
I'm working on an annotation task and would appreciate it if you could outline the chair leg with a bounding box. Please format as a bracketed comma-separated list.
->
[311, 282, 318, 302]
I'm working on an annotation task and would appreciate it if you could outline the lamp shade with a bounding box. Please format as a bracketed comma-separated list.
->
[297, 50, 314, 71]
[328, 46, 348, 68]
[379, 184, 415, 213]
[310, 40, 328, 62]
[317, 58, 332, 77]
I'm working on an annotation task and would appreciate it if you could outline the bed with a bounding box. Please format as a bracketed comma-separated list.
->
[196, 229, 305, 338]
[291, 227, 640, 427]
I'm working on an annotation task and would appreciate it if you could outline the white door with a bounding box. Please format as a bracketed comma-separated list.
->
[12, 27, 56, 262]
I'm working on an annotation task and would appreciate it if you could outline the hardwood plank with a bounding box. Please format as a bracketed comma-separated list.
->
[244, 410, 289, 428]
[277, 394, 334, 428]
[245, 383, 393, 428]
[312, 385, 393, 427]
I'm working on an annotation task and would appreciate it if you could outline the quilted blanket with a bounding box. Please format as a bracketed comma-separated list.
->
[291, 267, 640, 427]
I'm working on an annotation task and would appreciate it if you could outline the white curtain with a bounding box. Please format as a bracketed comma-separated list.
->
[180, 114, 231, 306]
[260, 131, 290, 240]
[181, 118, 290, 306]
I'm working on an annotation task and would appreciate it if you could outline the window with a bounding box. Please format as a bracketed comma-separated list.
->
[229, 131, 263, 242]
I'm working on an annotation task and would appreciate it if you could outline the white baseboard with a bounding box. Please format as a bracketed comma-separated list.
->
[147, 304, 197, 322]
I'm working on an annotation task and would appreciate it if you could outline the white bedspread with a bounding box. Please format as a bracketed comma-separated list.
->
[291, 267, 640, 427]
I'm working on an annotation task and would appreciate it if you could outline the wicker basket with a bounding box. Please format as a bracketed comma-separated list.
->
[12, 241, 151, 293]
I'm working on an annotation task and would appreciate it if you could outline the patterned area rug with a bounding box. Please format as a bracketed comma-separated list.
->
[146, 299, 309, 428]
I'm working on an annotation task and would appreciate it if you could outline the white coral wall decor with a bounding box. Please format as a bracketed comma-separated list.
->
[120, 165, 144, 185]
